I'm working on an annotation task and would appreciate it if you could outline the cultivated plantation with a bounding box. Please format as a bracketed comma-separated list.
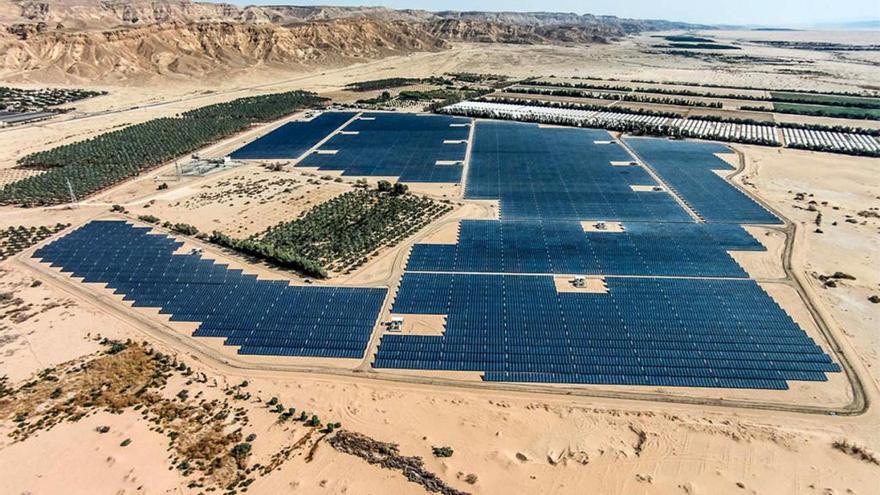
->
[1, 92, 325, 205]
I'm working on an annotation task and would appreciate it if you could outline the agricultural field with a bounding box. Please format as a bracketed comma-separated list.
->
[770, 102, 880, 120]
[520, 78, 880, 123]
[0, 92, 326, 206]
[491, 79, 880, 152]
[0, 224, 69, 261]
[256, 185, 453, 275]
[770, 91, 880, 108]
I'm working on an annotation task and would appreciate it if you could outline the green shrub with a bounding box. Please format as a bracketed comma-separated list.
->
[432, 446, 454, 458]
[138, 215, 160, 224]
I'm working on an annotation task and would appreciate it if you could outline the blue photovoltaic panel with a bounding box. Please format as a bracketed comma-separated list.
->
[465, 121, 691, 222]
[373, 122, 839, 390]
[623, 137, 782, 224]
[375, 273, 839, 389]
[298, 113, 469, 183]
[33, 221, 386, 359]
[230, 112, 356, 160]
[406, 220, 763, 277]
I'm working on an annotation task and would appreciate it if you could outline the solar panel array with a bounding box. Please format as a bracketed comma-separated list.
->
[298, 113, 470, 183]
[373, 120, 838, 389]
[375, 274, 839, 389]
[31, 113, 836, 390]
[230, 112, 356, 160]
[466, 121, 691, 222]
[407, 220, 762, 277]
[623, 137, 782, 224]
[34, 221, 386, 359]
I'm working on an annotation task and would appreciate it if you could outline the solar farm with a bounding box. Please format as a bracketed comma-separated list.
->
[34, 220, 386, 359]
[230, 111, 357, 160]
[297, 113, 470, 182]
[29, 110, 841, 392]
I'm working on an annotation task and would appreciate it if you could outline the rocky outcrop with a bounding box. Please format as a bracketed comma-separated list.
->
[0, 19, 448, 81]
[425, 19, 621, 44]
[0, 0, 707, 82]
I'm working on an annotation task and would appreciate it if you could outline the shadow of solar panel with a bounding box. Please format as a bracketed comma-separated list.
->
[375, 273, 839, 389]
[623, 137, 782, 224]
[33, 220, 387, 360]
[298, 113, 469, 183]
[230, 112, 357, 160]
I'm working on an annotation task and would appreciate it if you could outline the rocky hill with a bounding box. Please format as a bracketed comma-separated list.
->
[1, 18, 447, 81]
[0, 0, 706, 82]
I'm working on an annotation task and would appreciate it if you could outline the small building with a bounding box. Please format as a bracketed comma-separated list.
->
[387, 316, 404, 332]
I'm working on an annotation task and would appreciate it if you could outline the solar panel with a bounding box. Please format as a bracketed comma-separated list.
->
[34, 221, 387, 359]
[465, 121, 691, 222]
[373, 122, 838, 390]
[623, 137, 782, 224]
[406, 220, 763, 277]
[230, 112, 357, 160]
[375, 273, 838, 389]
[298, 113, 469, 183]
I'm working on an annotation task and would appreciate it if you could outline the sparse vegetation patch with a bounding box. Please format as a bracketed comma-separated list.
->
[329, 430, 470, 495]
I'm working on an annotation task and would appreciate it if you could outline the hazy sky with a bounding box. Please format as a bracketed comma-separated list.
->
[230, 0, 880, 26]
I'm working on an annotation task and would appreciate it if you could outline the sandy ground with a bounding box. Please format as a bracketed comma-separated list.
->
[733, 144, 880, 389]
[1, 32, 880, 495]
[111, 164, 352, 238]
[386, 314, 448, 336]
[728, 226, 788, 280]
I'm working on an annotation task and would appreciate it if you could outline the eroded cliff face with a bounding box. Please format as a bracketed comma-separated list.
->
[0, 0, 702, 82]
[425, 19, 624, 45]
[0, 0, 432, 28]
[0, 18, 448, 81]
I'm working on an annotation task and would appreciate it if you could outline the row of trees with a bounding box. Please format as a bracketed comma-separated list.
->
[344, 77, 452, 92]
[562, 75, 880, 100]
[440, 104, 877, 156]
[258, 185, 452, 275]
[0, 91, 326, 206]
[741, 104, 880, 121]
[661, 35, 716, 43]
[208, 231, 328, 279]
[522, 79, 880, 110]
[482, 96, 684, 118]
[505, 86, 723, 108]
[663, 42, 740, 50]
[0, 223, 69, 261]
[446, 72, 509, 84]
